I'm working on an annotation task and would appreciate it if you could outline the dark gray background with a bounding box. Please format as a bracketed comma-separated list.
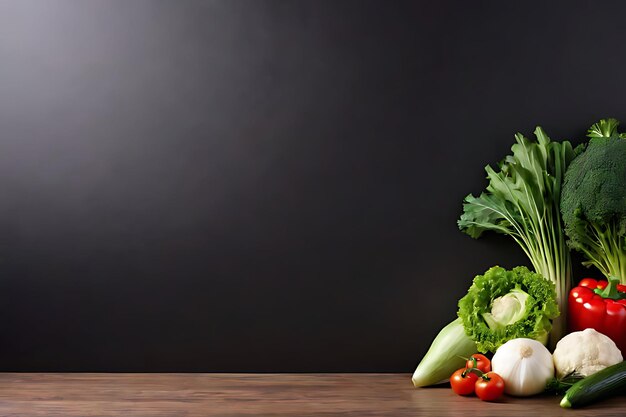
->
[0, 0, 618, 371]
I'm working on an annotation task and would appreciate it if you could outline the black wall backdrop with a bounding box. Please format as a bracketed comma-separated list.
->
[0, 0, 621, 371]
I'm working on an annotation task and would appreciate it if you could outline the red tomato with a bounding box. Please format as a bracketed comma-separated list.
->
[475, 372, 505, 402]
[450, 368, 478, 396]
[466, 354, 491, 373]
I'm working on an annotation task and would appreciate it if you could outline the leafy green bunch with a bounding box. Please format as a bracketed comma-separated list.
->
[458, 127, 576, 345]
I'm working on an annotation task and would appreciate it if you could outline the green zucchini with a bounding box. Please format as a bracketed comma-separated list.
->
[560, 361, 626, 408]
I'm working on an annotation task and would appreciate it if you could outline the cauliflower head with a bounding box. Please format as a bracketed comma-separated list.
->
[552, 328, 623, 379]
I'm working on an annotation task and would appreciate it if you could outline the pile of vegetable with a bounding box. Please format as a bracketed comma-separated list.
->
[412, 119, 626, 409]
[411, 266, 558, 387]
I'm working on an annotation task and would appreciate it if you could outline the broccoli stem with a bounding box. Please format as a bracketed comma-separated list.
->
[580, 222, 626, 285]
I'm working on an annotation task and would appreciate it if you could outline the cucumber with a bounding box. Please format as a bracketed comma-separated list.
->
[560, 361, 626, 408]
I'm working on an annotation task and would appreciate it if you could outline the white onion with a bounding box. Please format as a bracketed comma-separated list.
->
[491, 338, 554, 396]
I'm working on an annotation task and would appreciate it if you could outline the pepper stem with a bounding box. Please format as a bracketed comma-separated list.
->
[594, 276, 626, 300]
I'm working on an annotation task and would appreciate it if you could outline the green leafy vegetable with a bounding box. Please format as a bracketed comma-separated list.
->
[458, 127, 575, 345]
[560, 118, 626, 284]
[458, 266, 559, 352]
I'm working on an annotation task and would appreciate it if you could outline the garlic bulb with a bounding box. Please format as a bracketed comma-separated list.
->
[491, 338, 554, 396]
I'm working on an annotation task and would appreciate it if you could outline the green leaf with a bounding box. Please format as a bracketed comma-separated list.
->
[457, 193, 519, 239]
[587, 118, 620, 138]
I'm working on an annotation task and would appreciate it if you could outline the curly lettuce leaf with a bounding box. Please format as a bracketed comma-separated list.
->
[458, 266, 559, 352]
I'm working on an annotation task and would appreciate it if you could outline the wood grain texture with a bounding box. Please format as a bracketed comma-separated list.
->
[0, 373, 623, 417]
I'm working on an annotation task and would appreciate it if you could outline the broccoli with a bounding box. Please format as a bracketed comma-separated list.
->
[560, 118, 626, 284]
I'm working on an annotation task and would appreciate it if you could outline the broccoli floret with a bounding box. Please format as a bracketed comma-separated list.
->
[560, 118, 626, 284]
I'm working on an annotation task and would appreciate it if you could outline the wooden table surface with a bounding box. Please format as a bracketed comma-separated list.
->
[0, 373, 624, 416]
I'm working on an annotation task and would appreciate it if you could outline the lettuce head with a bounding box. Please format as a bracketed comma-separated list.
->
[458, 266, 559, 352]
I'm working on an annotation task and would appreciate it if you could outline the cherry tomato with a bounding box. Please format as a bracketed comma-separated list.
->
[466, 354, 491, 373]
[474, 372, 505, 402]
[450, 368, 478, 396]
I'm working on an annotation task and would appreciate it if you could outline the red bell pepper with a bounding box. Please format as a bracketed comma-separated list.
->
[568, 276, 626, 354]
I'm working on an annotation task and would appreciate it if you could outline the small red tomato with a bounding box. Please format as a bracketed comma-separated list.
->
[450, 368, 478, 396]
[466, 354, 491, 373]
[475, 372, 505, 402]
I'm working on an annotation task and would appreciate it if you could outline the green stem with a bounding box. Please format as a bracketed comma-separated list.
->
[463, 367, 486, 379]
[594, 276, 626, 300]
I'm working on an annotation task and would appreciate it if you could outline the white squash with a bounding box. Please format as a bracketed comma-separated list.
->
[491, 338, 554, 396]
